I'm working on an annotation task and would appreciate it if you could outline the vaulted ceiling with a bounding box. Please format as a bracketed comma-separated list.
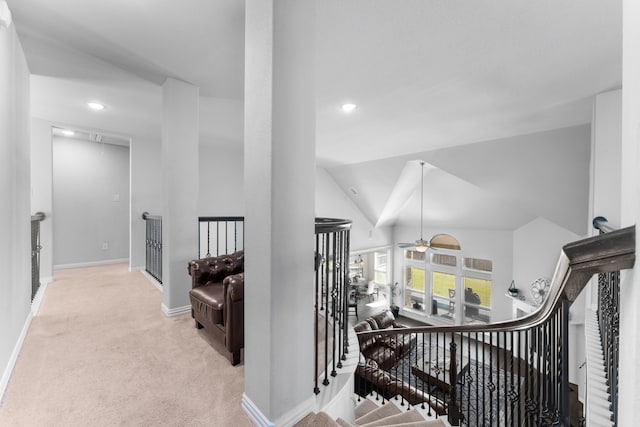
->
[7, 0, 621, 234]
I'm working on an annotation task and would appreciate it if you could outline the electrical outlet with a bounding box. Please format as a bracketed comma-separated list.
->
[102, 242, 109, 250]
[113, 194, 120, 202]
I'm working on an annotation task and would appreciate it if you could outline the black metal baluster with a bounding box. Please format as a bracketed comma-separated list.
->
[482, 331, 486, 425]
[496, 332, 500, 426]
[475, 331, 479, 427]
[206, 221, 210, 257]
[330, 232, 338, 378]
[323, 231, 330, 386]
[489, 332, 494, 423]
[509, 330, 514, 427]
[503, 331, 507, 425]
[559, 300, 570, 426]
[428, 332, 433, 417]
[467, 331, 471, 425]
[314, 233, 320, 395]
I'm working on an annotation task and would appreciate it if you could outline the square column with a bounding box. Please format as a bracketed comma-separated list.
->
[242, 0, 317, 425]
[161, 78, 199, 314]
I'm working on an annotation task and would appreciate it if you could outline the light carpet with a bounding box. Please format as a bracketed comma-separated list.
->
[0, 263, 252, 427]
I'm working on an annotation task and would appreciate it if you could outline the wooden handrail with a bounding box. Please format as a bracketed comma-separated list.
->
[357, 225, 635, 340]
[354, 225, 635, 426]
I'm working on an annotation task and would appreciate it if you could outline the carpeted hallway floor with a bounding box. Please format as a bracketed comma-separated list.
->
[0, 263, 252, 427]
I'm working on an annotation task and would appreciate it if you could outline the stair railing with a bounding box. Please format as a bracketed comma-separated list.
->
[314, 218, 352, 395]
[141, 212, 162, 283]
[198, 216, 244, 258]
[592, 216, 622, 424]
[355, 225, 634, 426]
[30, 212, 46, 300]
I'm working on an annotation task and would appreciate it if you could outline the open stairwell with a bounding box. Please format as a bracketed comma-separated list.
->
[295, 396, 447, 427]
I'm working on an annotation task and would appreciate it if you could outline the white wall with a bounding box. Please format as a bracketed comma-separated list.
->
[130, 136, 161, 270]
[52, 137, 129, 266]
[198, 145, 244, 216]
[512, 217, 582, 304]
[316, 167, 392, 251]
[393, 225, 514, 322]
[0, 16, 31, 400]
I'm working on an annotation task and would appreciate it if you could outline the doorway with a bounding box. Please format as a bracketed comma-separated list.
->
[51, 127, 131, 269]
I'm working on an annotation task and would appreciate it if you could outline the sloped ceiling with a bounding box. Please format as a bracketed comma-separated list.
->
[7, 1, 618, 233]
[328, 124, 591, 234]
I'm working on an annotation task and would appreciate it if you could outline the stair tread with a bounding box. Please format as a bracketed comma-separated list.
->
[295, 411, 340, 427]
[355, 399, 379, 419]
[359, 408, 425, 427]
[355, 402, 402, 425]
[336, 417, 356, 427]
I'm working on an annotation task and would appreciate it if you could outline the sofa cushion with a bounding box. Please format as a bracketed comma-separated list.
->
[381, 333, 417, 359]
[189, 282, 224, 325]
[362, 345, 396, 371]
[370, 310, 396, 329]
[354, 321, 378, 353]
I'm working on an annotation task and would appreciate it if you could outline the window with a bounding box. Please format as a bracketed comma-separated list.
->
[462, 257, 492, 323]
[404, 249, 427, 312]
[401, 251, 493, 324]
[374, 251, 387, 284]
[405, 249, 426, 262]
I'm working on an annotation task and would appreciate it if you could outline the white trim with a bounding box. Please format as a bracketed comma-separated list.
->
[0, 310, 33, 404]
[31, 281, 49, 316]
[54, 258, 129, 270]
[242, 394, 274, 427]
[241, 393, 316, 427]
[141, 271, 163, 292]
[161, 303, 191, 317]
[273, 395, 316, 427]
[129, 265, 144, 273]
[40, 276, 54, 285]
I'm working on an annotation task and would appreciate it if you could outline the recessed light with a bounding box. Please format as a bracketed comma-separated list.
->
[62, 129, 75, 136]
[87, 102, 105, 111]
[341, 103, 357, 113]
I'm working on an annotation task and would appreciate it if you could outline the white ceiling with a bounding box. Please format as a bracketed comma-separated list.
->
[7, 0, 621, 233]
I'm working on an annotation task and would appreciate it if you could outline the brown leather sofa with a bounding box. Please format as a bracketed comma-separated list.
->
[353, 310, 417, 370]
[354, 310, 446, 415]
[355, 361, 447, 416]
[187, 250, 244, 365]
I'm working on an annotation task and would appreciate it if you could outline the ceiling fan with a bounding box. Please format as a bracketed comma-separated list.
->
[397, 161, 461, 252]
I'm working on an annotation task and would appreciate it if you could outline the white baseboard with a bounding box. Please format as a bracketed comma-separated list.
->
[129, 266, 144, 273]
[161, 303, 191, 317]
[54, 258, 129, 270]
[0, 310, 33, 405]
[242, 393, 315, 427]
[40, 276, 53, 285]
[242, 394, 274, 427]
[31, 281, 49, 316]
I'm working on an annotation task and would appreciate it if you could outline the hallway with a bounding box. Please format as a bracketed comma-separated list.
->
[0, 264, 251, 426]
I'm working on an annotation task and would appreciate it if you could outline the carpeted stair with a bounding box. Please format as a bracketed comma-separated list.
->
[336, 398, 447, 427]
[295, 397, 447, 427]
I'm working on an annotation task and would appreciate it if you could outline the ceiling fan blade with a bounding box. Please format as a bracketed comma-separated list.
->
[397, 243, 414, 248]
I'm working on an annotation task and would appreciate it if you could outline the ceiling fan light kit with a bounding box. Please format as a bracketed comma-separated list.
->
[398, 161, 461, 253]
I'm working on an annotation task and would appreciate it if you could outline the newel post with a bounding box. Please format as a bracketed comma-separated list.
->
[448, 338, 461, 426]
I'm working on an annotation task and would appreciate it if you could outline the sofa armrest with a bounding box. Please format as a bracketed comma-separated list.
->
[224, 273, 244, 355]
[187, 258, 212, 289]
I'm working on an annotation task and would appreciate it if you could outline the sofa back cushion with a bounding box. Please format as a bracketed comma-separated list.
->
[189, 251, 244, 285]
[370, 310, 396, 329]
